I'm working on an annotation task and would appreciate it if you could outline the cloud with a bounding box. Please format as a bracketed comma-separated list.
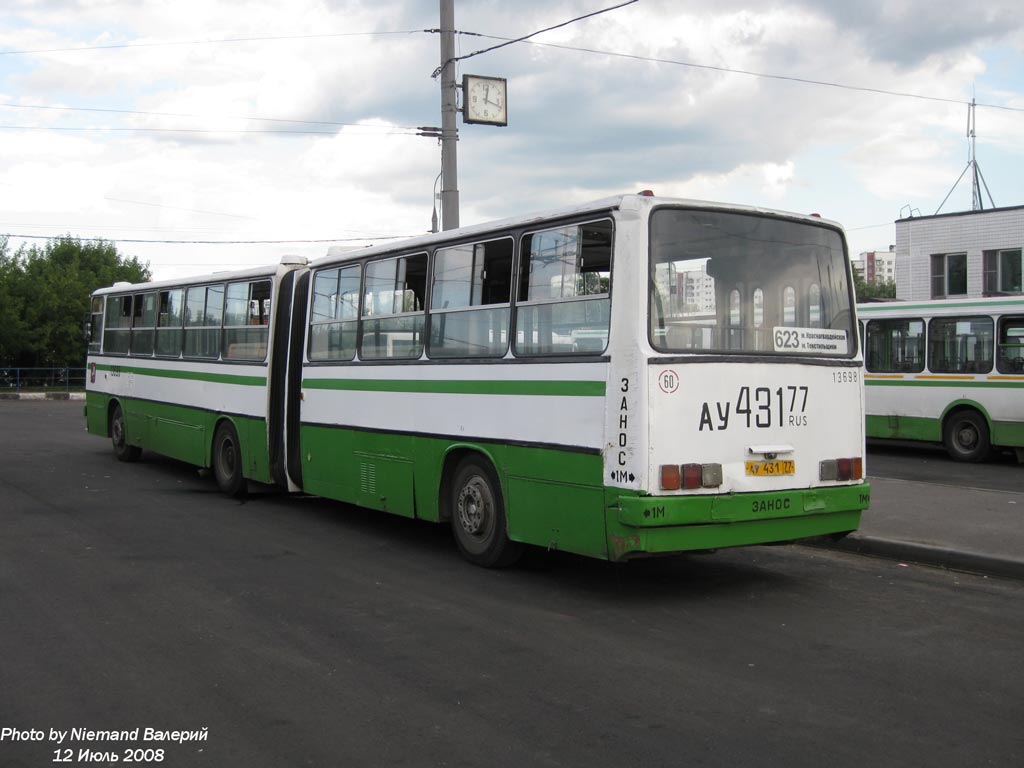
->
[1, 0, 1021, 279]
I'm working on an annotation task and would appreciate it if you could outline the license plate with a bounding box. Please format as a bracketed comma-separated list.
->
[745, 460, 795, 477]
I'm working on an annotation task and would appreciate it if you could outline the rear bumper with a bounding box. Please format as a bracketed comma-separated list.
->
[608, 483, 869, 561]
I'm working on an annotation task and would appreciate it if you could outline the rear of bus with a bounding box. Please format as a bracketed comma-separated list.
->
[606, 203, 869, 559]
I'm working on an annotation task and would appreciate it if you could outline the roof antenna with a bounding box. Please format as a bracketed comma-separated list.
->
[935, 96, 996, 214]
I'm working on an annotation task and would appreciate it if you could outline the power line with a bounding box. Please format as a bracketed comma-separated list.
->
[0, 124, 419, 136]
[432, 0, 637, 78]
[0, 29, 425, 57]
[1, 232, 416, 245]
[461, 33, 1024, 114]
[0, 101, 421, 131]
[103, 197, 256, 220]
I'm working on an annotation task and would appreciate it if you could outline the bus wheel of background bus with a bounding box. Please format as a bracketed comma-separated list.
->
[450, 458, 522, 568]
[943, 410, 991, 463]
[110, 403, 141, 463]
[212, 421, 247, 497]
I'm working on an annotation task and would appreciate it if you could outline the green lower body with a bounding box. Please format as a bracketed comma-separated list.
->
[301, 423, 869, 562]
[84, 395, 868, 562]
[85, 392, 272, 484]
[866, 413, 1024, 448]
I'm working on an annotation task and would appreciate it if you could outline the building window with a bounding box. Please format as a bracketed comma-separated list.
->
[983, 249, 1022, 295]
[930, 253, 967, 298]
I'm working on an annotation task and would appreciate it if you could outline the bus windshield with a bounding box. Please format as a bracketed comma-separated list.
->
[649, 208, 854, 357]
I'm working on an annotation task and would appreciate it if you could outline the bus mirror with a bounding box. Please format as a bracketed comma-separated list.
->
[82, 312, 92, 342]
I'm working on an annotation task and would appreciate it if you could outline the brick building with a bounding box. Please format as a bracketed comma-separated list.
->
[894, 205, 1024, 300]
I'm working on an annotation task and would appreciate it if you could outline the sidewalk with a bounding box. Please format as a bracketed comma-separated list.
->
[820, 475, 1024, 581]
[0, 391, 85, 400]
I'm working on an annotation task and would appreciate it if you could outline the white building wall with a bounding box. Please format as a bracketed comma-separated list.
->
[894, 206, 1024, 300]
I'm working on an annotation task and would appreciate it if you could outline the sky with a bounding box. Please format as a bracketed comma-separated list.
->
[1, 0, 1022, 282]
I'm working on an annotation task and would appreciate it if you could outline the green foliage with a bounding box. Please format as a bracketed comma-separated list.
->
[0, 236, 151, 368]
[853, 269, 897, 302]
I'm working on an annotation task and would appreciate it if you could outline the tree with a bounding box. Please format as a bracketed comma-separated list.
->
[0, 236, 151, 368]
[853, 270, 897, 302]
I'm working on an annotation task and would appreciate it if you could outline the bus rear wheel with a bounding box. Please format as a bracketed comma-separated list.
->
[212, 421, 247, 497]
[450, 458, 522, 568]
[943, 410, 991, 463]
[110, 403, 141, 462]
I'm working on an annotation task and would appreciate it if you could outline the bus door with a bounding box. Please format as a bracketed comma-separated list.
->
[267, 259, 309, 491]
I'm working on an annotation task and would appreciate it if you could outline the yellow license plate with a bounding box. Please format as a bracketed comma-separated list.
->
[745, 460, 795, 477]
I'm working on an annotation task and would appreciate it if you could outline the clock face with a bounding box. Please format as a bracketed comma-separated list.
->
[463, 75, 507, 126]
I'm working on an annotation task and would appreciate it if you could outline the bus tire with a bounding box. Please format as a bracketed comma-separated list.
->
[212, 421, 247, 497]
[110, 403, 141, 462]
[450, 457, 522, 568]
[942, 409, 991, 463]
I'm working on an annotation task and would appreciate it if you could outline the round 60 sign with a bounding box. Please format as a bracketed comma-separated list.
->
[658, 369, 680, 394]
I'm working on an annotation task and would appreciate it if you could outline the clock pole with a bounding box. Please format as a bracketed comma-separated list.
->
[439, 0, 459, 230]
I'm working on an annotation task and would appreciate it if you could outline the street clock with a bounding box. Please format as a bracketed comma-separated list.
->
[462, 74, 507, 126]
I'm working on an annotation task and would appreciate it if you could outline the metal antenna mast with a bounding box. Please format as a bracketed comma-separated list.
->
[936, 98, 996, 214]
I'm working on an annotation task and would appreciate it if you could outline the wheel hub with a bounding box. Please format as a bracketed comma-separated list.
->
[956, 424, 978, 449]
[457, 482, 487, 535]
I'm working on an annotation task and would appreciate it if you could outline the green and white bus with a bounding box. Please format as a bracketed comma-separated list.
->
[86, 194, 870, 566]
[859, 296, 1024, 462]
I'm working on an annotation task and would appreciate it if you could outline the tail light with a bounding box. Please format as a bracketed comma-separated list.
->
[660, 463, 722, 490]
[820, 457, 864, 481]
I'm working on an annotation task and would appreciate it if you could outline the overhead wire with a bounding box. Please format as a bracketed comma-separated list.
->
[1, 233, 416, 245]
[0, 29, 425, 56]
[458, 32, 1024, 113]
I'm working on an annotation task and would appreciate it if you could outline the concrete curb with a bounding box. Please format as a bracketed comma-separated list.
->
[0, 392, 85, 401]
[810, 534, 1024, 582]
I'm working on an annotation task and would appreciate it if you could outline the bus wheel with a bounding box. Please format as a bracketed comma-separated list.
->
[110, 403, 141, 463]
[450, 458, 522, 568]
[212, 421, 247, 497]
[943, 410, 991, 463]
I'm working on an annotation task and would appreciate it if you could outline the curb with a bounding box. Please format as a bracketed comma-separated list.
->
[0, 392, 85, 401]
[810, 534, 1024, 582]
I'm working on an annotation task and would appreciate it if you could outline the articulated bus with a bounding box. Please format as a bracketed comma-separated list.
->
[85, 194, 869, 566]
[859, 296, 1024, 462]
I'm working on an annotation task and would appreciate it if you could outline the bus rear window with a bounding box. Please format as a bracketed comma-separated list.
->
[649, 209, 854, 357]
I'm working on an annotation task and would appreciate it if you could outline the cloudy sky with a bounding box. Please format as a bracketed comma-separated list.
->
[2, 0, 1022, 281]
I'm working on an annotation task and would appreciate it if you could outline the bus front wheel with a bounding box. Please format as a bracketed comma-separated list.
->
[212, 421, 247, 497]
[110, 403, 141, 462]
[450, 458, 522, 568]
[943, 410, 991, 463]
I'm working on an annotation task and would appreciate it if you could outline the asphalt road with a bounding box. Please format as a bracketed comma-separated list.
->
[867, 437, 1022, 492]
[1, 400, 1022, 768]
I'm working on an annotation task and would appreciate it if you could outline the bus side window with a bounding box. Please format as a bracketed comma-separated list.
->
[103, 295, 132, 355]
[184, 284, 225, 359]
[865, 318, 925, 373]
[309, 266, 361, 362]
[783, 285, 797, 326]
[429, 237, 512, 358]
[130, 292, 157, 357]
[928, 316, 993, 374]
[156, 288, 184, 358]
[808, 283, 822, 327]
[88, 296, 104, 353]
[360, 253, 428, 360]
[997, 316, 1024, 373]
[515, 219, 612, 356]
[224, 279, 271, 361]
